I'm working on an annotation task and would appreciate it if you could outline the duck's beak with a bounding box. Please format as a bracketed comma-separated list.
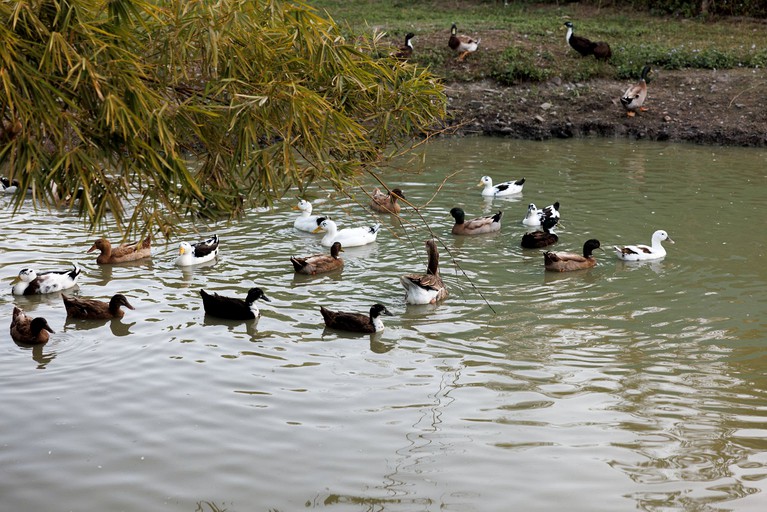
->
[312, 225, 324, 234]
[178, 246, 186, 255]
[667, 237, 675, 244]
[476, 180, 484, 187]
[86, 244, 97, 253]
[292, 205, 301, 211]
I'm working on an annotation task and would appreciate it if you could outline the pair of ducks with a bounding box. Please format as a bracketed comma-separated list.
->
[87, 234, 220, 267]
[323, 238, 446, 334]
[543, 230, 675, 272]
[10, 294, 135, 344]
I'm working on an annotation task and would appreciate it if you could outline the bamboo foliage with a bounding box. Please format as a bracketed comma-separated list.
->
[0, 0, 446, 238]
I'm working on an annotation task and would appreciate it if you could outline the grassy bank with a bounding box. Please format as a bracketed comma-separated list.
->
[309, 1, 767, 83]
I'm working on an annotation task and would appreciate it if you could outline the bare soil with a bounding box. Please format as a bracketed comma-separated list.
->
[442, 67, 767, 146]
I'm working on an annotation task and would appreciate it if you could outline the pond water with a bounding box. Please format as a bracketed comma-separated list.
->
[1, 137, 766, 512]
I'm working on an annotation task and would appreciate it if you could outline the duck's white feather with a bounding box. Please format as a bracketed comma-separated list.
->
[614, 230, 674, 261]
[479, 176, 525, 197]
[293, 199, 324, 232]
[12, 265, 81, 295]
[314, 219, 380, 248]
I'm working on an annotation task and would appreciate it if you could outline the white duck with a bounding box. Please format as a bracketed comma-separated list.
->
[313, 219, 380, 248]
[175, 234, 220, 266]
[614, 230, 675, 261]
[479, 176, 525, 197]
[12, 264, 81, 295]
[293, 199, 326, 233]
[522, 201, 560, 227]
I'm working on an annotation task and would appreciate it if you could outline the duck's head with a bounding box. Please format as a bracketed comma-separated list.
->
[583, 239, 602, 257]
[527, 203, 537, 212]
[31, 317, 55, 335]
[391, 188, 405, 199]
[178, 241, 193, 255]
[478, 176, 492, 187]
[370, 303, 393, 319]
[653, 230, 674, 244]
[17, 268, 37, 282]
[246, 287, 271, 304]
[564, 21, 574, 29]
[330, 241, 344, 258]
[640, 65, 653, 82]
[110, 294, 135, 310]
[450, 23, 457, 35]
[293, 199, 312, 213]
[449, 207, 465, 223]
[87, 238, 110, 253]
[313, 219, 335, 234]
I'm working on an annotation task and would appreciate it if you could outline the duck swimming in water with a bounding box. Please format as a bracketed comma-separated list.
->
[320, 303, 393, 334]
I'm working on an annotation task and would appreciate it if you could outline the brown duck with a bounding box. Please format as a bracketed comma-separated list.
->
[63, 293, 135, 320]
[290, 241, 344, 275]
[10, 306, 55, 344]
[400, 239, 448, 305]
[320, 303, 393, 334]
[544, 239, 601, 272]
[88, 236, 151, 264]
[370, 187, 404, 214]
[450, 207, 502, 235]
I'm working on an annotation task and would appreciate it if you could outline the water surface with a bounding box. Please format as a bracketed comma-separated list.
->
[2, 138, 766, 511]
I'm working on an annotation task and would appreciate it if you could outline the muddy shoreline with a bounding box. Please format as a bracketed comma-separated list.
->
[441, 68, 767, 147]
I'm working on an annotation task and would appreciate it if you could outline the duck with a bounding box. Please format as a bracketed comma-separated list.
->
[12, 264, 81, 295]
[1, 177, 31, 195]
[564, 21, 611, 60]
[62, 293, 135, 320]
[199, 287, 271, 320]
[293, 199, 326, 233]
[391, 32, 415, 60]
[320, 303, 393, 334]
[10, 306, 55, 344]
[521, 216, 559, 249]
[614, 230, 674, 261]
[621, 65, 652, 117]
[175, 234, 219, 266]
[290, 241, 344, 275]
[313, 219, 380, 248]
[521, 201, 560, 227]
[450, 207, 502, 235]
[448, 23, 480, 61]
[370, 187, 404, 214]
[478, 176, 525, 197]
[88, 236, 151, 264]
[544, 239, 601, 272]
[400, 239, 448, 305]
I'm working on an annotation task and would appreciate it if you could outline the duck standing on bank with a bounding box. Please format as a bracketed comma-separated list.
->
[621, 65, 652, 117]
[400, 239, 448, 305]
[200, 287, 271, 321]
[564, 21, 612, 60]
[62, 293, 135, 320]
[544, 239, 601, 272]
[391, 32, 415, 60]
[448, 23, 480, 62]
[88, 236, 151, 264]
[320, 303, 393, 334]
[12, 264, 81, 295]
[450, 207, 503, 235]
[10, 306, 55, 344]
[614, 230, 674, 261]
[175, 234, 219, 267]
[291, 241, 344, 275]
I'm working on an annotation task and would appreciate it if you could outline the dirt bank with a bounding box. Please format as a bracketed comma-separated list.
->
[443, 68, 767, 146]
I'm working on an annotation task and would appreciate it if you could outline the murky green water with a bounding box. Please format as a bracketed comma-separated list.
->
[2, 137, 766, 511]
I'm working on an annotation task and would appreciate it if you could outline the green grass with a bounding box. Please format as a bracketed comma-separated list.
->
[307, 0, 767, 83]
